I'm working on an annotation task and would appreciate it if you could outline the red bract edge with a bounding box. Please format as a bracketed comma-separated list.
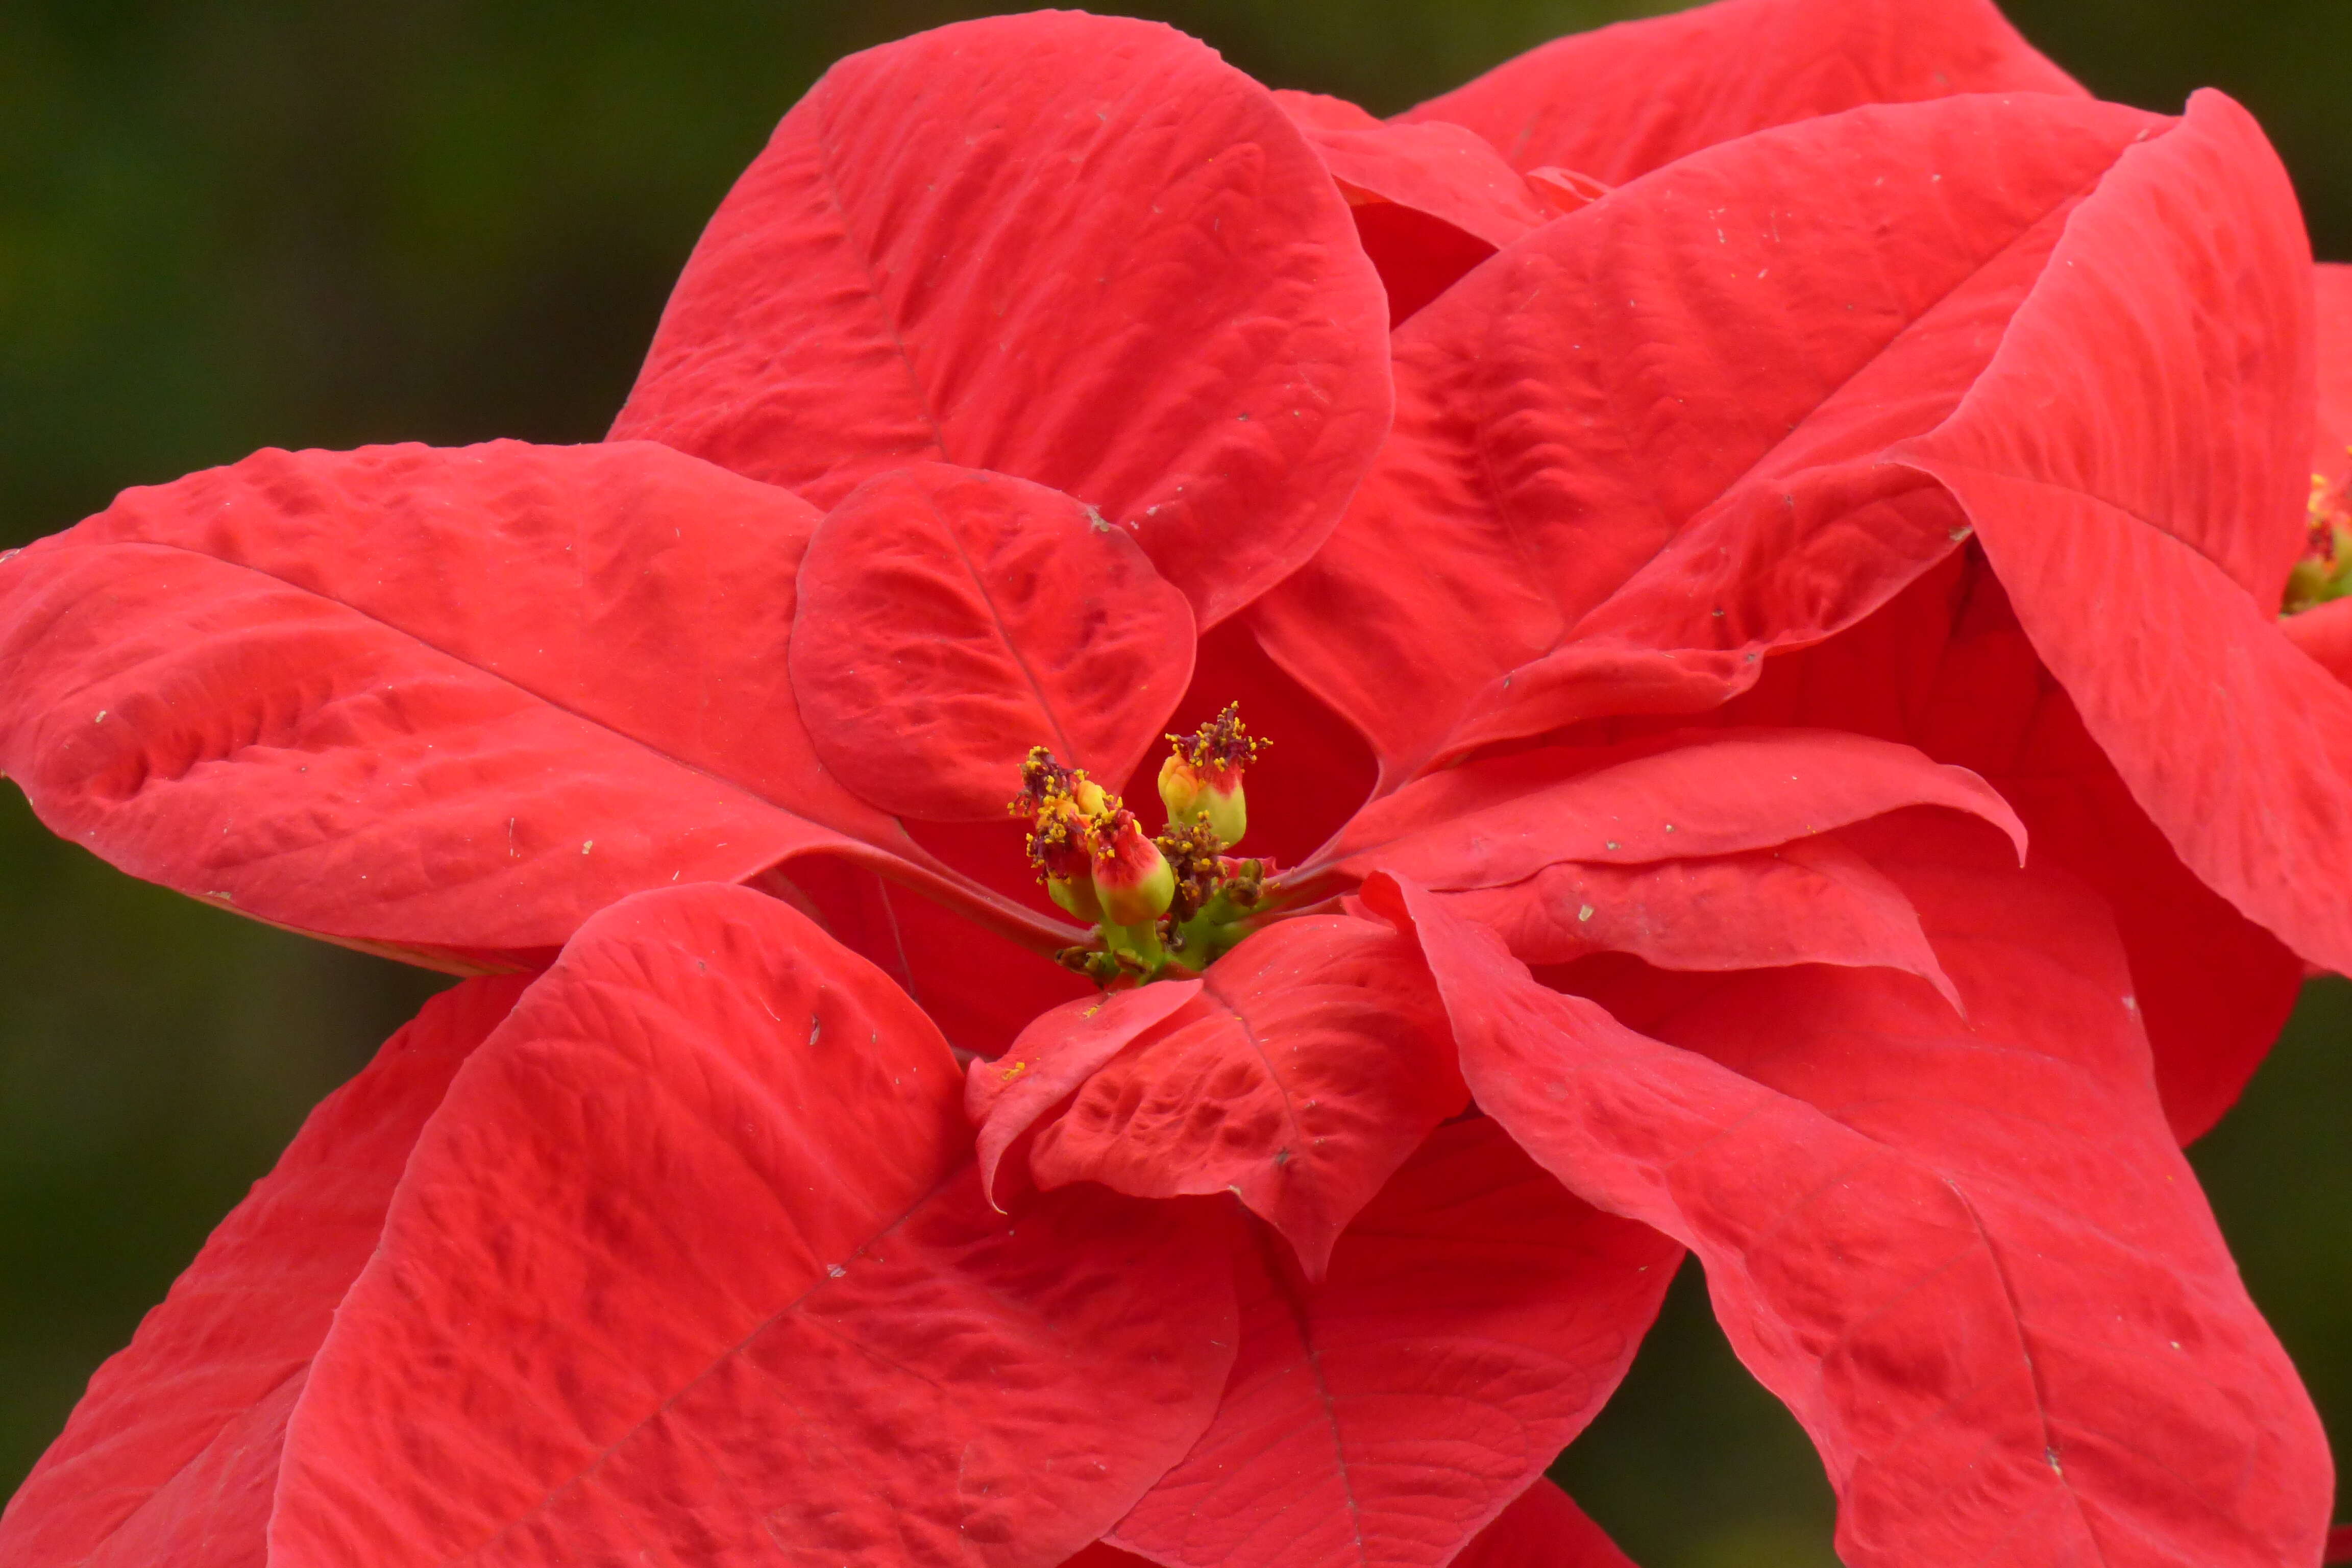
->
[0, 3, 2343, 1566]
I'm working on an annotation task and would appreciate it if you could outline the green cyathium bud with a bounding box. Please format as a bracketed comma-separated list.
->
[1159, 703, 1265, 848]
[1019, 703, 1284, 989]
[1090, 808, 1173, 927]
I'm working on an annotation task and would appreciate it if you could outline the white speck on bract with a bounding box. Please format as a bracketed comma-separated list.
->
[1578, 905, 1595, 922]
[582, 841, 593, 853]
[92, 710, 106, 723]
[827, 1264, 847, 1279]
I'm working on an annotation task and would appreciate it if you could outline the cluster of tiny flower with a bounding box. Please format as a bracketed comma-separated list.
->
[1009, 704, 1272, 982]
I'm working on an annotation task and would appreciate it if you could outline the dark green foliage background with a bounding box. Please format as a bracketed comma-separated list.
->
[1, 2, 2344, 1559]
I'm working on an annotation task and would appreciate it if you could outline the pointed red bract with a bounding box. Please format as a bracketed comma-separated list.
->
[0, 439, 973, 967]
[1432, 831, 1954, 1003]
[1254, 94, 2163, 779]
[271, 883, 1235, 1568]
[1448, 1481, 1640, 1568]
[0, 977, 525, 1568]
[1273, 89, 1550, 325]
[1374, 828, 2332, 1567]
[1276, 91, 1546, 251]
[1899, 93, 2352, 974]
[791, 463, 1197, 821]
[1405, 0, 2079, 183]
[1318, 729, 2022, 894]
[1110, 1118, 1677, 1568]
[611, 12, 1392, 627]
[1011, 915, 1466, 1277]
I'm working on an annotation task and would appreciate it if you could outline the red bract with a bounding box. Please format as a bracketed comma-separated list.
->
[1, 3, 2338, 1566]
[0, 978, 526, 1568]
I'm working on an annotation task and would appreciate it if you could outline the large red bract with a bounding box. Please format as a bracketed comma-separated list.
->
[1, 2, 2342, 1565]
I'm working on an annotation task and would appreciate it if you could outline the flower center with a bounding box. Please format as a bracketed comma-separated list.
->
[2286, 458, 2352, 615]
[1008, 705, 1273, 984]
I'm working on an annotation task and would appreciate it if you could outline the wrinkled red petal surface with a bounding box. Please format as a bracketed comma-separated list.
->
[969, 982, 1207, 1202]
[1021, 915, 1467, 1277]
[0, 977, 524, 1568]
[0, 440, 935, 967]
[1256, 93, 2160, 780]
[791, 463, 1196, 821]
[1900, 93, 2352, 974]
[612, 12, 1391, 627]
[1374, 823, 2331, 1567]
[1405, 0, 2080, 184]
[272, 884, 1234, 1568]
[1111, 1118, 1676, 1568]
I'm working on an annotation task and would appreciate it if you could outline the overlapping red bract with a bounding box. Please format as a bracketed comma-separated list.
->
[0, 977, 527, 1568]
[1372, 825, 2328, 1565]
[1107, 1119, 1676, 1568]
[4, 1, 2344, 1565]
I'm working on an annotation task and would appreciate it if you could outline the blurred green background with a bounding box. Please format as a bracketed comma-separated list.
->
[1, 1, 2345, 1560]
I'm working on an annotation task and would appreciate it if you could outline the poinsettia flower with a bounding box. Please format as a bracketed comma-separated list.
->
[0, 3, 2335, 1567]
[1252, 10, 2352, 1147]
